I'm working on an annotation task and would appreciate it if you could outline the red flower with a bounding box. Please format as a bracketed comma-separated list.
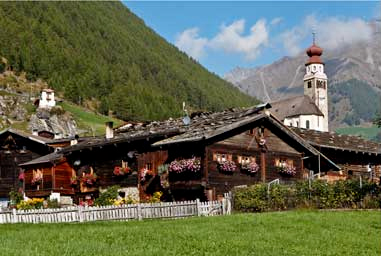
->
[18, 172, 25, 181]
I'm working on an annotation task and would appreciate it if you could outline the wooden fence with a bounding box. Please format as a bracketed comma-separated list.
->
[0, 194, 232, 224]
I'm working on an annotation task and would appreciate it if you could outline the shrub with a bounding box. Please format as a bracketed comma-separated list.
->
[50, 106, 65, 116]
[234, 179, 381, 212]
[94, 185, 120, 206]
[233, 184, 267, 212]
[9, 190, 23, 207]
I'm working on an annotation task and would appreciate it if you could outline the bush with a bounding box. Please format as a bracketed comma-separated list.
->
[233, 184, 268, 212]
[94, 186, 120, 206]
[234, 179, 381, 212]
[9, 190, 23, 207]
[50, 106, 65, 116]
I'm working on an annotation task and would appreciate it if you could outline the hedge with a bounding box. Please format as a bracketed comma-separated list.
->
[233, 179, 381, 212]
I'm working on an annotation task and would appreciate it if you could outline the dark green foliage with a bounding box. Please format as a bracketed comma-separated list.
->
[234, 180, 381, 212]
[94, 185, 120, 206]
[330, 79, 381, 125]
[49, 106, 65, 116]
[0, 2, 257, 121]
[46, 199, 60, 209]
[8, 190, 23, 206]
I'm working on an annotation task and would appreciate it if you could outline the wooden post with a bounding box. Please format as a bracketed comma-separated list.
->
[137, 204, 142, 221]
[12, 208, 17, 223]
[222, 197, 226, 215]
[261, 151, 266, 182]
[196, 198, 201, 217]
[78, 206, 83, 222]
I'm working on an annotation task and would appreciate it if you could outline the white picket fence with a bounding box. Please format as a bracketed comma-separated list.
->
[0, 195, 232, 224]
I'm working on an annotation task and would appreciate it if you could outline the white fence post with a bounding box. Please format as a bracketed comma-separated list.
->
[12, 208, 17, 223]
[78, 207, 83, 223]
[137, 204, 142, 221]
[196, 199, 201, 217]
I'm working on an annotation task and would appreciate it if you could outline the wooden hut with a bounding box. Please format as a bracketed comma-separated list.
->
[292, 128, 381, 183]
[0, 129, 54, 202]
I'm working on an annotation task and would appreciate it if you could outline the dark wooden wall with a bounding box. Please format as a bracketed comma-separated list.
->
[165, 125, 305, 200]
[319, 148, 381, 183]
[0, 132, 53, 198]
[0, 149, 42, 198]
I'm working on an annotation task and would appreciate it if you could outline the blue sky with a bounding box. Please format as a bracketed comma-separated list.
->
[125, 1, 380, 76]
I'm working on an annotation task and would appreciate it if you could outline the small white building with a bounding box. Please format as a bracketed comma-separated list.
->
[38, 89, 56, 109]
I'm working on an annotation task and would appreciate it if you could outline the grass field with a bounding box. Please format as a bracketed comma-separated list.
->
[336, 126, 381, 141]
[0, 211, 379, 256]
[59, 102, 123, 136]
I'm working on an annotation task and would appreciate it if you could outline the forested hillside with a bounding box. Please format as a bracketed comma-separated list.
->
[0, 2, 256, 121]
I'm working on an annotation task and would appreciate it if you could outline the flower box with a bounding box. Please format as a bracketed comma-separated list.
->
[241, 162, 259, 174]
[169, 157, 201, 173]
[113, 166, 131, 176]
[277, 165, 296, 176]
[218, 160, 237, 173]
[81, 173, 97, 186]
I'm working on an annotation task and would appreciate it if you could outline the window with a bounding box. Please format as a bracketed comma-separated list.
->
[296, 121, 299, 127]
[237, 156, 255, 165]
[306, 120, 310, 129]
[146, 163, 152, 171]
[317, 80, 326, 89]
[275, 158, 294, 168]
[213, 153, 232, 163]
[307, 80, 312, 88]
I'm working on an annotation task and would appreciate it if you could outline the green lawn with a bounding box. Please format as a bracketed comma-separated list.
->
[59, 102, 123, 136]
[0, 211, 379, 256]
[336, 126, 381, 141]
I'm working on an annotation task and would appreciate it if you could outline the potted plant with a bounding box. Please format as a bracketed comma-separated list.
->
[18, 172, 25, 181]
[31, 175, 42, 186]
[113, 166, 131, 176]
[81, 173, 97, 186]
[70, 175, 78, 186]
[140, 168, 154, 182]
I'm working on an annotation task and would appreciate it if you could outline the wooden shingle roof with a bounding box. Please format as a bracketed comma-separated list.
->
[291, 127, 381, 155]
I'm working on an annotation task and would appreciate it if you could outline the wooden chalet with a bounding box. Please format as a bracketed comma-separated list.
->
[292, 128, 381, 183]
[19, 122, 181, 203]
[0, 129, 54, 201]
[19, 104, 339, 202]
[152, 107, 338, 200]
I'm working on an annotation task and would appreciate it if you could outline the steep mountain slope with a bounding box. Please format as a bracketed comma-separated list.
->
[225, 25, 381, 129]
[0, 2, 256, 121]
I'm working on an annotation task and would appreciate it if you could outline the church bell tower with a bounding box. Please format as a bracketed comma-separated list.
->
[303, 35, 329, 132]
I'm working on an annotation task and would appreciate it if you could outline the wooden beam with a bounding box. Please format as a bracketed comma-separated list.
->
[261, 151, 266, 182]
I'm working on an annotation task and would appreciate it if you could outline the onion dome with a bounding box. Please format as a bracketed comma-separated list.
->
[305, 44, 323, 65]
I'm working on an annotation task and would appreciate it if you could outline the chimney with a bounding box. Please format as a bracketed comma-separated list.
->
[32, 129, 38, 136]
[105, 121, 114, 139]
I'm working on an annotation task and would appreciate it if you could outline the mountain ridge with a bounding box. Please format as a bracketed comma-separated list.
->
[0, 2, 257, 122]
[224, 25, 381, 129]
